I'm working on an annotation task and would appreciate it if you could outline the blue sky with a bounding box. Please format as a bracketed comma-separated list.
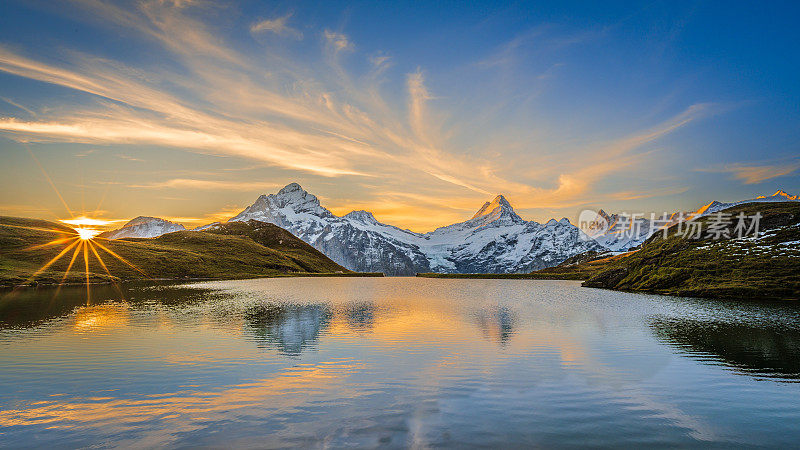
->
[0, 0, 798, 230]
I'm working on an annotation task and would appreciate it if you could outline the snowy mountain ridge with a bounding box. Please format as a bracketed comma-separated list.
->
[98, 216, 185, 239]
[227, 183, 601, 275]
[693, 190, 799, 217]
[99, 185, 799, 275]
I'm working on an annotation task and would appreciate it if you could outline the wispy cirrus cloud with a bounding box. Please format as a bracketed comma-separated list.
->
[610, 186, 690, 201]
[1, 96, 37, 116]
[250, 13, 302, 39]
[323, 30, 352, 53]
[0, 0, 717, 229]
[698, 159, 800, 184]
[129, 178, 283, 191]
[160, 205, 253, 226]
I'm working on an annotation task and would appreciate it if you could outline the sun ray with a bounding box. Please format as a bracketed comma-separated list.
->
[2, 239, 81, 299]
[88, 240, 126, 301]
[23, 236, 79, 252]
[83, 240, 91, 303]
[60, 241, 83, 284]
[0, 223, 74, 234]
[24, 143, 74, 219]
[50, 241, 82, 304]
[25, 239, 80, 280]
[92, 240, 150, 279]
[50, 240, 85, 301]
[87, 241, 111, 277]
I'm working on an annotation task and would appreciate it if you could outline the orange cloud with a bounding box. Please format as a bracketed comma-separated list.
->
[702, 161, 800, 184]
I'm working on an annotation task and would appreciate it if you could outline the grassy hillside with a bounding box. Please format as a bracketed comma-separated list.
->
[581, 202, 800, 300]
[0, 216, 374, 288]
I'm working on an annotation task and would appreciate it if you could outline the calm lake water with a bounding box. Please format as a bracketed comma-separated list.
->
[1, 278, 799, 448]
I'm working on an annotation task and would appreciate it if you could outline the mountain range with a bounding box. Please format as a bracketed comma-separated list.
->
[100, 185, 800, 275]
[225, 183, 601, 275]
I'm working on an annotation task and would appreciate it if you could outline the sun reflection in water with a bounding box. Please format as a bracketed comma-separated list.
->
[73, 305, 130, 332]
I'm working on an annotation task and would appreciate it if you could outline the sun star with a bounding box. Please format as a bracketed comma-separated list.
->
[75, 227, 101, 240]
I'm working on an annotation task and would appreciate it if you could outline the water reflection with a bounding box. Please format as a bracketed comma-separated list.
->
[340, 301, 377, 332]
[471, 306, 516, 346]
[245, 303, 332, 356]
[651, 316, 800, 380]
[0, 281, 215, 329]
[1, 278, 800, 447]
[0, 285, 111, 329]
[73, 304, 130, 332]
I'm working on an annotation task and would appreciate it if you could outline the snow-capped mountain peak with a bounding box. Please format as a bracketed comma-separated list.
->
[694, 189, 799, 217]
[758, 189, 799, 201]
[100, 216, 185, 239]
[225, 185, 600, 274]
[231, 183, 332, 224]
[274, 183, 326, 212]
[280, 182, 303, 194]
[472, 195, 511, 218]
[469, 194, 524, 227]
[344, 210, 379, 224]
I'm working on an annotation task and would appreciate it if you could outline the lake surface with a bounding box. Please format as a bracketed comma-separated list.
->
[1, 278, 799, 448]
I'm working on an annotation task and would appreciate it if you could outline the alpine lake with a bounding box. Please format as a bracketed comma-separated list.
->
[1, 277, 799, 447]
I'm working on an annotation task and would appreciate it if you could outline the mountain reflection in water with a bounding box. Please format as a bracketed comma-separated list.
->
[245, 303, 332, 356]
[651, 316, 800, 380]
[471, 306, 516, 346]
[1, 278, 799, 447]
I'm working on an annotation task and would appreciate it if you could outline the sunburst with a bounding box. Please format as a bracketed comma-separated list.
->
[2, 146, 151, 302]
[2, 223, 151, 304]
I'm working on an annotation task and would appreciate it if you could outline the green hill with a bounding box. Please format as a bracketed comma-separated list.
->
[580, 202, 800, 300]
[0, 216, 368, 288]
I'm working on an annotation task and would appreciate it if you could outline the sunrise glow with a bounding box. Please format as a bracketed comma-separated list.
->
[75, 227, 101, 240]
[60, 217, 113, 227]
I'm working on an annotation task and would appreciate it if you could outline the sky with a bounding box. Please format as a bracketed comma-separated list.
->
[0, 0, 798, 232]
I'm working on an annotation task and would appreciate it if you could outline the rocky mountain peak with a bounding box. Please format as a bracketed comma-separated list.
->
[465, 194, 525, 229]
[471, 194, 518, 220]
[275, 183, 318, 206]
[242, 183, 326, 216]
[279, 182, 304, 195]
[768, 189, 798, 200]
[344, 210, 378, 224]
